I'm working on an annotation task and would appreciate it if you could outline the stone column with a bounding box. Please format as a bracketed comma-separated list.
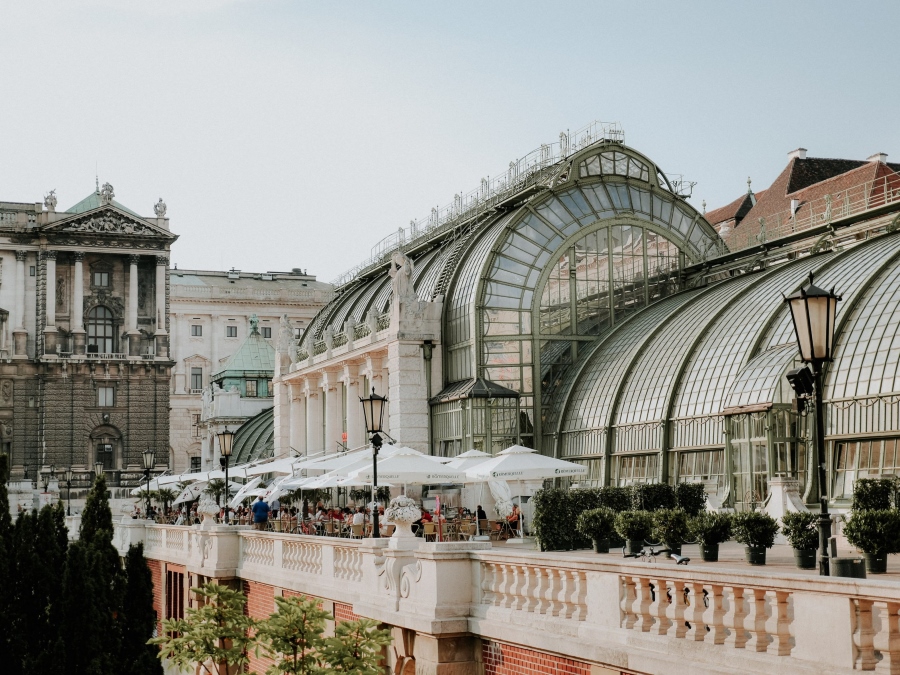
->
[289, 385, 307, 456]
[127, 254, 141, 356]
[154, 256, 168, 357]
[324, 373, 343, 454]
[72, 252, 85, 354]
[13, 251, 27, 356]
[344, 365, 364, 451]
[43, 250, 58, 354]
[387, 342, 429, 452]
[305, 379, 323, 454]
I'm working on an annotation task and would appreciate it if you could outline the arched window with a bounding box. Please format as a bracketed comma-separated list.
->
[87, 306, 115, 354]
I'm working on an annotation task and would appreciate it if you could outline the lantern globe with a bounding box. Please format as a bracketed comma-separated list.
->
[785, 275, 841, 363]
[94, 461, 104, 478]
[142, 448, 156, 471]
[359, 387, 387, 434]
[217, 429, 234, 457]
[64, 468, 74, 483]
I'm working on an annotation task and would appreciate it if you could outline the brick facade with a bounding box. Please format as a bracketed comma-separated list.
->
[481, 641, 631, 675]
[333, 601, 359, 623]
[147, 558, 164, 636]
[243, 580, 279, 675]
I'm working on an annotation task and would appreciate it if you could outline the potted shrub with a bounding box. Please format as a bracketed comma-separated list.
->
[853, 478, 894, 511]
[781, 511, 819, 569]
[651, 509, 689, 557]
[615, 510, 653, 555]
[732, 511, 779, 565]
[674, 482, 708, 517]
[598, 486, 632, 547]
[576, 507, 617, 553]
[688, 512, 732, 562]
[630, 484, 676, 512]
[842, 509, 900, 574]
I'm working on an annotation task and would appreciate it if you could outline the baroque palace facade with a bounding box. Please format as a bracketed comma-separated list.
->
[0, 184, 175, 498]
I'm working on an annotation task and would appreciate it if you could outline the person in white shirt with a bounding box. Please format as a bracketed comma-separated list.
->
[352, 507, 366, 526]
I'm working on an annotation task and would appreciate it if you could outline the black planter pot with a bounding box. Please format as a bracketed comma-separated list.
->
[609, 534, 625, 549]
[794, 548, 816, 570]
[744, 545, 767, 565]
[593, 538, 610, 554]
[864, 552, 888, 574]
[626, 539, 643, 555]
[699, 543, 719, 562]
[665, 543, 682, 558]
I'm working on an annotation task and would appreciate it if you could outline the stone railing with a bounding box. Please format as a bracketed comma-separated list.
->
[116, 521, 900, 675]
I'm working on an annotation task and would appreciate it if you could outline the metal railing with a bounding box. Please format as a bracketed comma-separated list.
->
[330, 120, 624, 287]
[724, 173, 900, 253]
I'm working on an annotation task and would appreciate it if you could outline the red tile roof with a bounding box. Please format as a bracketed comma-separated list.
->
[705, 192, 754, 226]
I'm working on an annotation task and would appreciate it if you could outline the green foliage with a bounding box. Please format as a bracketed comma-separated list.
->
[674, 483, 707, 516]
[688, 511, 732, 547]
[150, 582, 255, 675]
[59, 541, 105, 675]
[596, 486, 632, 512]
[155, 488, 178, 511]
[651, 509, 689, 546]
[204, 479, 228, 506]
[614, 510, 653, 541]
[375, 486, 391, 503]
[575, 507, 617, 541]
[255, 595, 331, 675]
[80, 473, 113, 546]
[0, 455, 12, 667]
[853, 478, 895, 511]
[629, 483, 676, 511]
[348, 489, 369, 503]
[843, 509, 900, 555]
[320, 618, 392, 675]
[532, 487, 603, 551]
[122, 544, 163, 675]
[781, 511, 819, 550]
[732, 511, 779, 549]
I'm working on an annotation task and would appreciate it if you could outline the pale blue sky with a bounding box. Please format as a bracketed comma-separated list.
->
[2, 0, 897, 281]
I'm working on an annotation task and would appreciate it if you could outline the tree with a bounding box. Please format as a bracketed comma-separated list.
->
[320, 618, 392, 675]
[254, 595, 332, 675]
[150, 581, 255, 675]
[156, 487, 178, 513]
[254, 596, 391, 675]
[122, 543, 163, 675]
[0, 454, 14, 669]
[204, 479, 228, 506]
[80, 473, 114, 546]
[58, 541, 104, 675]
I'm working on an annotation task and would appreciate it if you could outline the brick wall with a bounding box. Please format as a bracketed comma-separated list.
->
[147, 558, 164, 636]
[333, 601, 359, 623]
[481, 640, 630, 675]
[244, 580, 279, 675]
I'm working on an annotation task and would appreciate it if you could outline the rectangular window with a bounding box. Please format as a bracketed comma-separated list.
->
[97, 386, 115, 407]
[190, 368, 202, 391]
[189, 456, 202, 472]
[30, 266, 36, 277]
[97, 443, 114, 470]
[226, 325, 237, 338]
[93, 271, 109, 287]
[268, 380, 274, 397]
[261, 327, 272, 338]
[191, 325, 202, 337]
[246, 380, 258, 397]
[191, 413, 201, 438]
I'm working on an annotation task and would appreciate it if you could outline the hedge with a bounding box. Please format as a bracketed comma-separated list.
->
[853, 478, 896, 511]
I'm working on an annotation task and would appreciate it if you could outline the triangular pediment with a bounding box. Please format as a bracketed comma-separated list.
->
[41, 204, 177, 242]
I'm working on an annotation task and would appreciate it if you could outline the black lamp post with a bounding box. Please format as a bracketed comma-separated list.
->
[359, 387, 387, 538]
[41, 471, 50, 493]
[785, 272, 841, 576]
[64, 468, 73, 516]
[142, 448, 156, 520]
[217, 429, 234, 524]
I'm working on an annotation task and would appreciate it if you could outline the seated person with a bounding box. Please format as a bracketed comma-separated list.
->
[419, 508, 433, 523]
[352, 507, 366, 526]
[506, 504, 520, 533]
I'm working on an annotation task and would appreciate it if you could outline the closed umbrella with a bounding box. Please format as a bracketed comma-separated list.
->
[173, 481, 207, 505]
[229, 476, 263, 509]
[466, 445, 586, 539]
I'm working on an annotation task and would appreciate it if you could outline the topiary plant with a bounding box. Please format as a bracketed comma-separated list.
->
[732, 511, 779, 549]
[781, 511, 818, 550]
[614, 510, 653, 542]
[630, 483, 676, 512]
[674, 483, 707, 516]
[597, 486, 632, 512]
[843, 509, 900, 556]
[651, 509, 689, 548]
[853, 478, 894, 511]
[576, 507, 617, 542]
[688, 511, 732, 547]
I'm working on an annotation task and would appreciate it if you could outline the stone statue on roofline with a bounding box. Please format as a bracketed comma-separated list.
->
[154, 198, 167, 217]
[100, 182, 115, 205]
[389, 250, 415, 304]
[276, 314, 293, 355]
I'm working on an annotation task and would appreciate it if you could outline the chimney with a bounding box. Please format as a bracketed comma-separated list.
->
[787, 148, 808, 160]
[867, 152, 888, 163]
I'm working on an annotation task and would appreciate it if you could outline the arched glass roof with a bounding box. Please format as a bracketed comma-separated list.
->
[232, 407, 275, 464]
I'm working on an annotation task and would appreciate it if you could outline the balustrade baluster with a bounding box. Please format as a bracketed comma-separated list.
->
[547, 568, 563, 617]
[724, 586, 749, 649]
[533, 567, 549, 615]
[671, 581, 688, 638]
[883, 602, 900, 674]
[505, 565, 521, 609]
[771, 591, 792, 656]
[558, 570, 575, 619]
[481, 563, 495, 605]
[651, 579, 671, 636]
[707, 584, 727, 645]
[496, 564, 511, 607]
[621, 576, 637, 629]
[635, 577, 653, 632]
[570, 571, 587, 621]
[745, 589, 770, 653]
[516, 566, 532, 611]
[856, 598, 877, 670]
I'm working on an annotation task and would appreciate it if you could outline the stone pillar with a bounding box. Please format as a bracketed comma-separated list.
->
[154, 256, 168, 357]
[344, 365, 364, 451]
[43, 250, 58, 355]
[324, 374, 342, 454]
[273, 376, 292, 459]
[13, 250, 28, 356]
[290, 386, 307, 456]
[387, 342, 430, 452]
[380, 364, 392, 439]
[305, 380, 323, 454]
[72, 252, 85, 354]
[127, 254, 141, 356]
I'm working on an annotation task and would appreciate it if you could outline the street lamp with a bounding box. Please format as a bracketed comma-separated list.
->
[64, 468, 74, 516]
[142, 448, 156, 520]
[785, 272, 841, 576]
[94, 461, 105, 480]
[41, 471, 50, 492]
[217, 429, 234, 524]
[359, 387, 387, 538]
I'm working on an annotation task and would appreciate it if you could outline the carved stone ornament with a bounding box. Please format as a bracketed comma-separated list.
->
[153, 198, 167, 218]
[85, 294, 125, 320]
[276, 314, 294, 354]
[61, 213, 157, 236]
[44, 189, 57, 211]
[385, 496, 420, 539]
[388, 250, 416, 304]
[0, 380, 12, 406]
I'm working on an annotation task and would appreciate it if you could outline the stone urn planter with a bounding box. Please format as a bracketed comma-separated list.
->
[196, 495, 220, 529]
[385, 496, 420, 539]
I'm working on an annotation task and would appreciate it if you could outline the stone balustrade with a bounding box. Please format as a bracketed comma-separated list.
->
[114, 521, 900, 675]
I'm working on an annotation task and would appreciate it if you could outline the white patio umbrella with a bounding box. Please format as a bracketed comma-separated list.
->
[445, 450, 493, 537]
[229, 476, 263, 509]
[130, 473, 184, 496]
[173, 481, 207, 505]
[245, 457, 300, 476]
[348, 448, 465, 484]
[465, 445, 587, 539]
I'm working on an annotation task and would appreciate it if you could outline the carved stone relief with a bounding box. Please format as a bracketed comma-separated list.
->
[61, 213, 158, 236]
[0, 380, 12, 406]
[56, 276, 67, 312]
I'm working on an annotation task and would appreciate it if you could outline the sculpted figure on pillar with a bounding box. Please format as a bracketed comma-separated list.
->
[389, 250, 415, 304]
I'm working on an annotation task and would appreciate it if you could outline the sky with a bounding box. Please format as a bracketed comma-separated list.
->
[2, 0, 898, 283]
